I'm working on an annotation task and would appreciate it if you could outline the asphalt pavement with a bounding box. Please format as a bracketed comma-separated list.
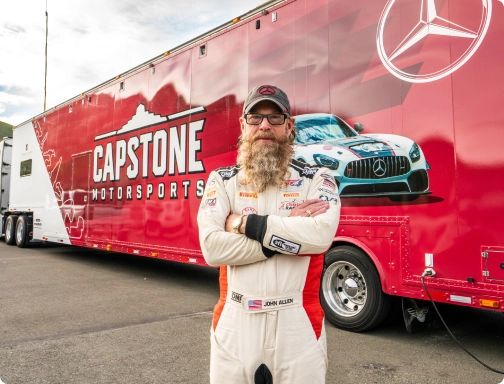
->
[1, 241, 503, 384]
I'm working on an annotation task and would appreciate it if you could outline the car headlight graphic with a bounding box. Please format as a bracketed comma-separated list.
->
[313, 154, 339, 170]
[409, 142, 421, 163]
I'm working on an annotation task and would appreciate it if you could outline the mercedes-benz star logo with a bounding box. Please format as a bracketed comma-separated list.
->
[377, 0, 492, 83]
[373, 159, 387, 177]
[258, 85, 276, 95]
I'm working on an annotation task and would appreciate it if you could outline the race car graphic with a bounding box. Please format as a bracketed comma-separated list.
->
[294, 114, 430, 199]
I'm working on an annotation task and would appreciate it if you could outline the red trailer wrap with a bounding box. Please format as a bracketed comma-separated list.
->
[2, 0, 504, 331]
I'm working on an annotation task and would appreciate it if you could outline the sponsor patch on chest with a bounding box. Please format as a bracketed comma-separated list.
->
[282, 179, 304, 191]
[269, 235, 301, 254]
[288, 179, 303, 187]
[281, 192, 301, 199]
[242, 206, 258, 215]
[278, 200, 303, 211]
[238, 191, 258, 199]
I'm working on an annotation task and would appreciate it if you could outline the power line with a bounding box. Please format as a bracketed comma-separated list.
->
[44, 0, 48, 112]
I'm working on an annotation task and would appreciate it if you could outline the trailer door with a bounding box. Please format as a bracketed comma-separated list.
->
[66, 152, 91, 242]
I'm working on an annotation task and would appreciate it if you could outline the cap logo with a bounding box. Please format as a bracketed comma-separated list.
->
[258, 85, 276, 95]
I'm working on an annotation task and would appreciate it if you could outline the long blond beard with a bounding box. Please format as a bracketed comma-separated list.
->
[237, 131, 294, 193]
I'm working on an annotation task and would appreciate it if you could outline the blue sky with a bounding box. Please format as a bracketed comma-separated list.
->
[0, 0, 267, 125]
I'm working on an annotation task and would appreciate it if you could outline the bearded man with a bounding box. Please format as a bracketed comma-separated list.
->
[197, 85, 340, 384]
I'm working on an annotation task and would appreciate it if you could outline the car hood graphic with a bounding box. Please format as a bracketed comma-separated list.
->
[316, 135, 406, 158]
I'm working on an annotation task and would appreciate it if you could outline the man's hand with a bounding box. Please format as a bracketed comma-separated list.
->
[225, 198, 327, 233]
[289, 199, 329, 218]
[225, 213, 240, 233]
[225, 214, 248, 234]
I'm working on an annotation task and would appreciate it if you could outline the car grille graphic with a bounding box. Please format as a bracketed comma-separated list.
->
[344, 156, 410, 179]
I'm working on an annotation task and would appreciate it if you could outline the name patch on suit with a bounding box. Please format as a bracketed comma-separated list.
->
[269, 235, 301, 254]
[248, 298, 295, 310]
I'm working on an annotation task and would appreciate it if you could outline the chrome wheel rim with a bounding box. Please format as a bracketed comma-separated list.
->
[16, 222, 23, 244]
[322, 261, 367, 317]
[6, 220, 12, 237]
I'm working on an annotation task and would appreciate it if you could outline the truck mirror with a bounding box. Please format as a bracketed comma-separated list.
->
[354, 123, 364, 133]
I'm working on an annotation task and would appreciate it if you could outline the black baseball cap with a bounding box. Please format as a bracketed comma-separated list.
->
[243, 85, 291, 116]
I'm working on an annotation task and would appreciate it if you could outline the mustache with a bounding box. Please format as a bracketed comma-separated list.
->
[251, 132, 276, 142]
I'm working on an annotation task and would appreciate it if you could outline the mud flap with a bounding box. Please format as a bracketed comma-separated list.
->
[402, 298, 437, 334]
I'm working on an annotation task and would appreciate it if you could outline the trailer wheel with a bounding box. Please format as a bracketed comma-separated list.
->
[321, 246, 392, 332]
[5, 215, 18, 245]
[15, 215, 29, 248]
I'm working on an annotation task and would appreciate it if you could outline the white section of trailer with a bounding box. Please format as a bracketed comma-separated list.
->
[10, 122, 70, 244]
[0, 138, 12, 219]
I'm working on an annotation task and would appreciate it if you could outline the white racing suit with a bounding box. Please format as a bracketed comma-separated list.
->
[197, 160, 340, 384]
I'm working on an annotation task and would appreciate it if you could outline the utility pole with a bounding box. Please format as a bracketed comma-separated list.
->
[44, 1, 48, 112]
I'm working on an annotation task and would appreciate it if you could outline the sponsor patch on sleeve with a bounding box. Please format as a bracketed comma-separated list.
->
[207, 177, 216, 187]
[205, 189, 218, 198]
[322, 180, 336, 191]
[199, 197, 218, 215]
[269, 235, 301, 254]
[319, 195, 338, 203]
[320, 173, 337, 189]
[318, 187, 337, 196]
[200, 197, 217, 211]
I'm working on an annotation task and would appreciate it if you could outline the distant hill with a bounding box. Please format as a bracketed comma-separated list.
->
[0, 121, 13, 138]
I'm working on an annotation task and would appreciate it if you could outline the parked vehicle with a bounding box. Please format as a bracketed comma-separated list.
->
[2, 0, 503, 332]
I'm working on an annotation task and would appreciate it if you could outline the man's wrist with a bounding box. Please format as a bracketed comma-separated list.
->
[239, 216, 248, 234]
[232, 215, 245, 234]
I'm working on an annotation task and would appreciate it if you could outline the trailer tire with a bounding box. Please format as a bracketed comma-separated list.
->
[5, 215, 18, 245]
[321, 246, 392, 332]
[15, 215, 29, 248]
